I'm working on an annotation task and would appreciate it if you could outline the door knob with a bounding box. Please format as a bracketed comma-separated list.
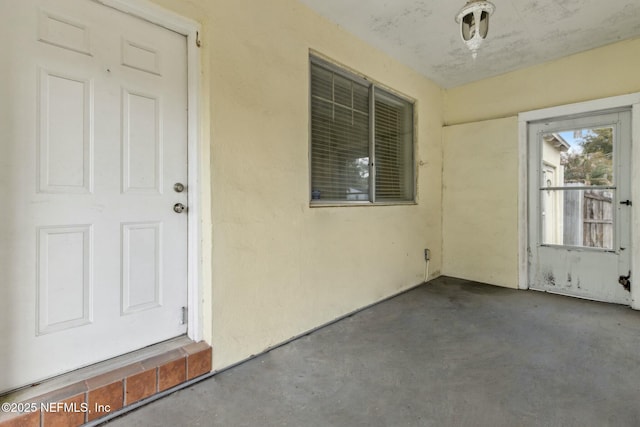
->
[173, 203, 186, 213]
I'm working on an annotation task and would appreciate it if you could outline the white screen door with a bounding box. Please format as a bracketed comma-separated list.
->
[528, 110, 632, 304]
[0, 0, 189, 392]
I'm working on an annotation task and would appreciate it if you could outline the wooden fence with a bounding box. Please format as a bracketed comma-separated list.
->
[563, 189, 613, 249]
[582, 190, 613, 248]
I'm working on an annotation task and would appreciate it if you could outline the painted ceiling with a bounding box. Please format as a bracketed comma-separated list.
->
[298, 0, 640, 88]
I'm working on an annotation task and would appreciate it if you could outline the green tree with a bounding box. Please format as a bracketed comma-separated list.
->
[581, 128, 612, 155]
[562, 128, 613, 185]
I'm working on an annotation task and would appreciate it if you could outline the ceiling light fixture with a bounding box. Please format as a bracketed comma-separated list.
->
[455, 0, 495, 59]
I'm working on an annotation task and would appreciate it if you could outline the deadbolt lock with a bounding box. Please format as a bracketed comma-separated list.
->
[174, 183, 185, 193]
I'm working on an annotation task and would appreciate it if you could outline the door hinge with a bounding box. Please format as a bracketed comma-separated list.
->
[181, 306, 188, 324]
[619, 272, 631, 292]
[620, 200, 632, 206]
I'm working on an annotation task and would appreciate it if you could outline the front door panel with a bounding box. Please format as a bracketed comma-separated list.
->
[0, 0, 188, 392]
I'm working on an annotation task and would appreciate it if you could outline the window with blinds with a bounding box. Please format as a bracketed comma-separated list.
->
[310, 57, 414, 204]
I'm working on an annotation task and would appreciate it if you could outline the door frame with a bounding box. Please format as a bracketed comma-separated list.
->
[518, 93, 640, 310]
[97, 0, 204, 340]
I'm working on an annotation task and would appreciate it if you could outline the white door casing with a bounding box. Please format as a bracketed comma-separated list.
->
[527, 108, 633, 304]
[519, 94, 640, 311]
[0, 0, 194, 393]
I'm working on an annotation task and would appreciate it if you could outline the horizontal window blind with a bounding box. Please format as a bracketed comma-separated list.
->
[310, 57, 414, 204]
[374, 89, 414, 201]
[311, 63, 370, 202]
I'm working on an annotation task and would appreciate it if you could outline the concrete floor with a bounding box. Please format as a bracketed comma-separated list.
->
[105, 277, 640, 427]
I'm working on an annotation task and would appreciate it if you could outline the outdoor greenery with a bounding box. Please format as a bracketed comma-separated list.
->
[562, 128, 613, 185]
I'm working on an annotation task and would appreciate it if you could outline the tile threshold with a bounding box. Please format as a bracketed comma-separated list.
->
[0, 337, 212, 427]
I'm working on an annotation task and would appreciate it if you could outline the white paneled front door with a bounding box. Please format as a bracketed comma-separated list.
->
[0, 0, 189, 392]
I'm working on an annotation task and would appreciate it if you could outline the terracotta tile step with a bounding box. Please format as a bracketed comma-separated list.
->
[0, 341, 212, 427]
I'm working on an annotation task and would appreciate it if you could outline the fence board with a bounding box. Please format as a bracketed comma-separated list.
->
[583, 190, 612, 248]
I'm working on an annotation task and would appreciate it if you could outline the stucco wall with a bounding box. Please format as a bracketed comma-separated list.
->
[149, 0, 444, 370]
[442, 118, 520, 288]
[445, 37, 640, 125]
[442, 38, 640, 288]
